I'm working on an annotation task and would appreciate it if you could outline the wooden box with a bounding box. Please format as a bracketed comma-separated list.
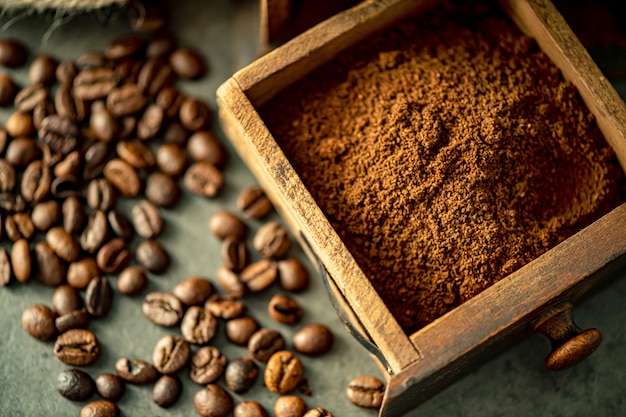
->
[217, 0, 626, 415]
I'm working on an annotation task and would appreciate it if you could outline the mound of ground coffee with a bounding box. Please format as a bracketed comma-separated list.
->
[261, 0, 626, 334]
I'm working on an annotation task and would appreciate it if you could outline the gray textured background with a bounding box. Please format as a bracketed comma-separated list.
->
[0, 1, 625, 416]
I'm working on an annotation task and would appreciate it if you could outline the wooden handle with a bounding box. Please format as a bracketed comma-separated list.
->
[531, 302, 602, 371]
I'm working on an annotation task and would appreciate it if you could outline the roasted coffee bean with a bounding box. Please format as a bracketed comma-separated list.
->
[31, 200, 60, 231]
[131, 199, 162, 238]
[34, 241, 66, 286]
[105, 35, 144, 60]
[241, 259, 278, 293]
[5, 213, 34, 241]
[32, 99, 54, 132]
[54, 151, 82, 178]
[234, 401, 269, 417]
[85, 276, 113, 318]
[194, 385, 233, 417]
[253, 221, 291, 258]
[0, 39, 27, 67]
[38, 115, 78, 156]
[62, 196, 85, 234]
[173, 276, 214, 306]
[137, 103, 164, 140]
[46, 227, 80, 262]
[55, 85, 87, 122]
[0, 73, 17, 106]
[54, 329, 100, 366]
[302, 408, 333, 417]
[137, 58, 174, 96]
[55, 309, 90, 333]
[217, 267, 246, 298]
[11, 238, 31, 283]
[179, 97, 211, 130]
[97, 238, 131, 274]
[265, 351, 303, 394]
[128, 1, 168, 32]
[115, 357, 158, 384]
[52, 285, 81, 315]
[117, 266, 147, 296]
[83, 140, 111, 180]
[57, 369, 95, 401]
[135, 239, 169, 273]
[190, 346, 227, 385]
[89, 103, 118, 142]
[278, 258, 310, 292]
[22, 304, 57, 341]
[80, 210, 108, 253]
[247, 328, 285, 363]
[103, 158, 141, 197]
[67, 258, 100, 290]
[107, 210, 133, 240]
[51, 176, 82, 198]
[293, 324, 334, 356]
[73, 68, 117, 100]
[28, 55, 57, 85]
[142, 291, 184, 327]
[116, 139, 155, 169]
[156, 86, 185, 119]
[225, 357, 258, 394]
[226, 317, 259, 346]
[153, 374, 182, 408]
[169, 47, 205, 80]
[95, 373, 125, 402]
[56, 59, 77, 85]
[21, 159, 51, 203]
[144, 171, 180, 207]
[0, 192, 27, 212]
[80, 400, 119, 417]
[186, 131, 227, 168]
[5, 137, 40, 168]
[76, 51, 107, 70]
[205, 294, 245, 319]
[268, 294, 303, 325]
[86, 179, 116, 211]
[181, 306, 218, 345]
[156, 143, 186, 175]
[152, 334, 190, 374]
[15, 84, 47, 112]
[6, 111, 34, 137]
[146, 32, 177, 58]
[106, 84, 146, 117]
[162, 120, 187, 145]
[237, 186, 272, 219]
[208, 210, 246, 241]
[274, 395, 307, 417]
[221, 238, 249, 272]
[346, 376, 385, 409]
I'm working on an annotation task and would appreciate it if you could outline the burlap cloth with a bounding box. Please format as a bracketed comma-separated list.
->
[0, 0, 125, 10]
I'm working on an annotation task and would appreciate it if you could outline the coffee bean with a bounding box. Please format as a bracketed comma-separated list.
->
[169, 47, 205, 80]
[234, 401, 269, 417]
[142, 291, 184, 327]
[187, 347, 226, 386]
[225, 357, 258, 394]
[6, 213, 35, 241]
[86, 179, 116, 211]
[34, 241, 66, 286]
[54, 151, 82, 178]
[67, 258, 100, 290]
[57, 369, 95, 401]
[31, 200, 60, 231]
[106, 83, 146, 117]
[345, 375, 385, 409]
[11, 238, 31, 283]
[46, 227, 80, 262]
[52, 177, 81, 199]
[184, 161, 223, 197]
[105, 35, 144, 60]
[217, 267, 246, 298]
[116, 139, 155, 169]
[116, 266, 147, 296]
[95, 373, 125, 402]
[302, 408, 334, 417]
[56, 59, 77, 85]
[55, 309, 90, 333]
[268, 294, 303, 325]
[205, 294, 245, 319]
[155, 143, 186, 175]
[76, 51, 107, 70]
[85, 276, 113, 318]
[194, 385, 233, 417]
[55, 85, 88, 122]
[208, 210, 246, 241]
[152, 334, 190, 374]
[179, 97, 211, 130]
[146, 32, 177, 58]
[15, 84, 47, 112]
[83, 140, 112, 180]
[186, 131, 226, 167]
[0, 39, 27, 67]
[89, 102, 118, 142]
[277, 258, 310, 292]
[293, 324, 333, 356]
[28, 55, 57, 85]
[63, 196, 85, 235]
[162, 120, 187, 145]
[54, 329, 100, 366]
[52, 285, 81, 315]
[237, 186, 273, 219]
[97, 238, 131, 274]
[226, 317, 259, 346]
[115, 357, 158, 384]
[5, 137, 40, 168]
[156, 86, 185, 119]
[241, 259, 278, 293]
[21, 159, 51, 203]
[137, 103, 164, 140]
[80, 400, 119, 417]
[6, 111, 34, 137]
[153, 374, 182, 408]
[107, 210, 133, 240]
[173, 276, 214, 306]
[22, 304, 57, 340]
[144, 171, 180, 207]
[128, 1, 168, 31]
[137, 58, 174, 96]
[265, 351, 303, 394]
[131, 199, 162, 238]
[103, 158, 141, 197]
[274, 395, 307, 417]
[253, 221, 291, 258]
[221, 238, 249, 272]
[135, 239, 169, 273]
[0, 73, 17, 106]
[247, 328, 285, 363]
[181, 305, 218, 345]
[73, 68, 117, 100]
[39, 115, 79, 156]
[0, 192, 27, 212]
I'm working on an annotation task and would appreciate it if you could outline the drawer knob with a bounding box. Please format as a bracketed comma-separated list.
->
[531, 302, 602, 371]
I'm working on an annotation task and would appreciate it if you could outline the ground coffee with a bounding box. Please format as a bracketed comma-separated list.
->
[262, 0, 626, 334]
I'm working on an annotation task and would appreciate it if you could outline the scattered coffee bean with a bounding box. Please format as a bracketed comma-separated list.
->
[345, 375, 385, 409]
[21, 304, 57, 341]
[234, 401, 269, 417]
[80, 210, 109, 254]
[237, 186, 273, 219]
[162, 120, 187, 145]
[153, 374, 182, 408]
[268, 294, 303, 325]
[205, 294, 245, 319]
[128, 1, 168, 32]
[253, 221, 291, 258]
[146, 32, 176, 58]
[6, 213, 35, 241]
[156, 86, 185, 119]
[293, 324, 334, 356]
[142, 291, 184, 327]
[46, 226, 80, 262]
[116, 138, 155, 169]
[75, 51, 106, 70]
[52, 285, 81, 316]
[80, 400, 119, 417]
[54, 329, 100, 366]
[277, 258, 310, 292]
[56, 59, 77, 85]
[29, 55, 58, 85]
[0, 192, 27, 214]
[31, 200, 60, 231]
[85, 276, 113, 318]
[5, 137, 40, 168]
[265, 350, 303, 394]
[152, 334, 190, 374]
[137, 57, 173, 96]
[241, 259, 278, 293]
[103, 158, 141, 197]
[0, 158, 16, 192]
[21, 160, 51, 203]
[115, 357, 158, 384]
[144, 171, 180, 207]
[225, 356, 258, 394]
[38, 114, 79, 156]
[107, 210, 133, 240]
[217, 267, 246, 298]
[194, 385, 233, 417]
[73, 67, 117, 101]
[180, 305, 218, 345]
[62, 196, 85, 235]
[179, 97, 211, 130]
[156, 143, 186, 176]
[221, 237, 249, 272]
[83, 140, 112, 180]
[57, 369, 95, 401]
[208, 210, 246, 240]
[117, 266, 147, 296]
[137, 103, 164, 139]
[186, 130, 226, 167]
[274, 395, 307, 417]
[135, 239, 169, 273]
[184, 161, 223, 197]
[54, 151, 82, 178]
[55, 85, 87, 122]
[302, 408, 333, 417]
[173, 276, 214, 306]
[169, 47, 205, 80]
[86, 179, 116, 211]
[67, 258, 100, 290]
[226, 317, 259, 346]
[6, 110, 34, 137]
[95, 373, 125, 402]
[0, 248, 11, 286]
[0, 73, 17, 106]
[105, 35, 144, 60]
[90, 103, 118, 142]
[55, 309, 90, 334]
[11, 238, 31, 283]
[131, 199, 162, 238]
[15, 84, 47, 112]
[248, 328, 285, 363]
[34, 241, 67, 286]
[190, 346, 228, 385]
[0, 39, 27, 67]
[97, 238, 131, 273]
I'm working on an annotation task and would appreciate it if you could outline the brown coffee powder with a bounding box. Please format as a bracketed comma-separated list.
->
[261, 1, 626, 334]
